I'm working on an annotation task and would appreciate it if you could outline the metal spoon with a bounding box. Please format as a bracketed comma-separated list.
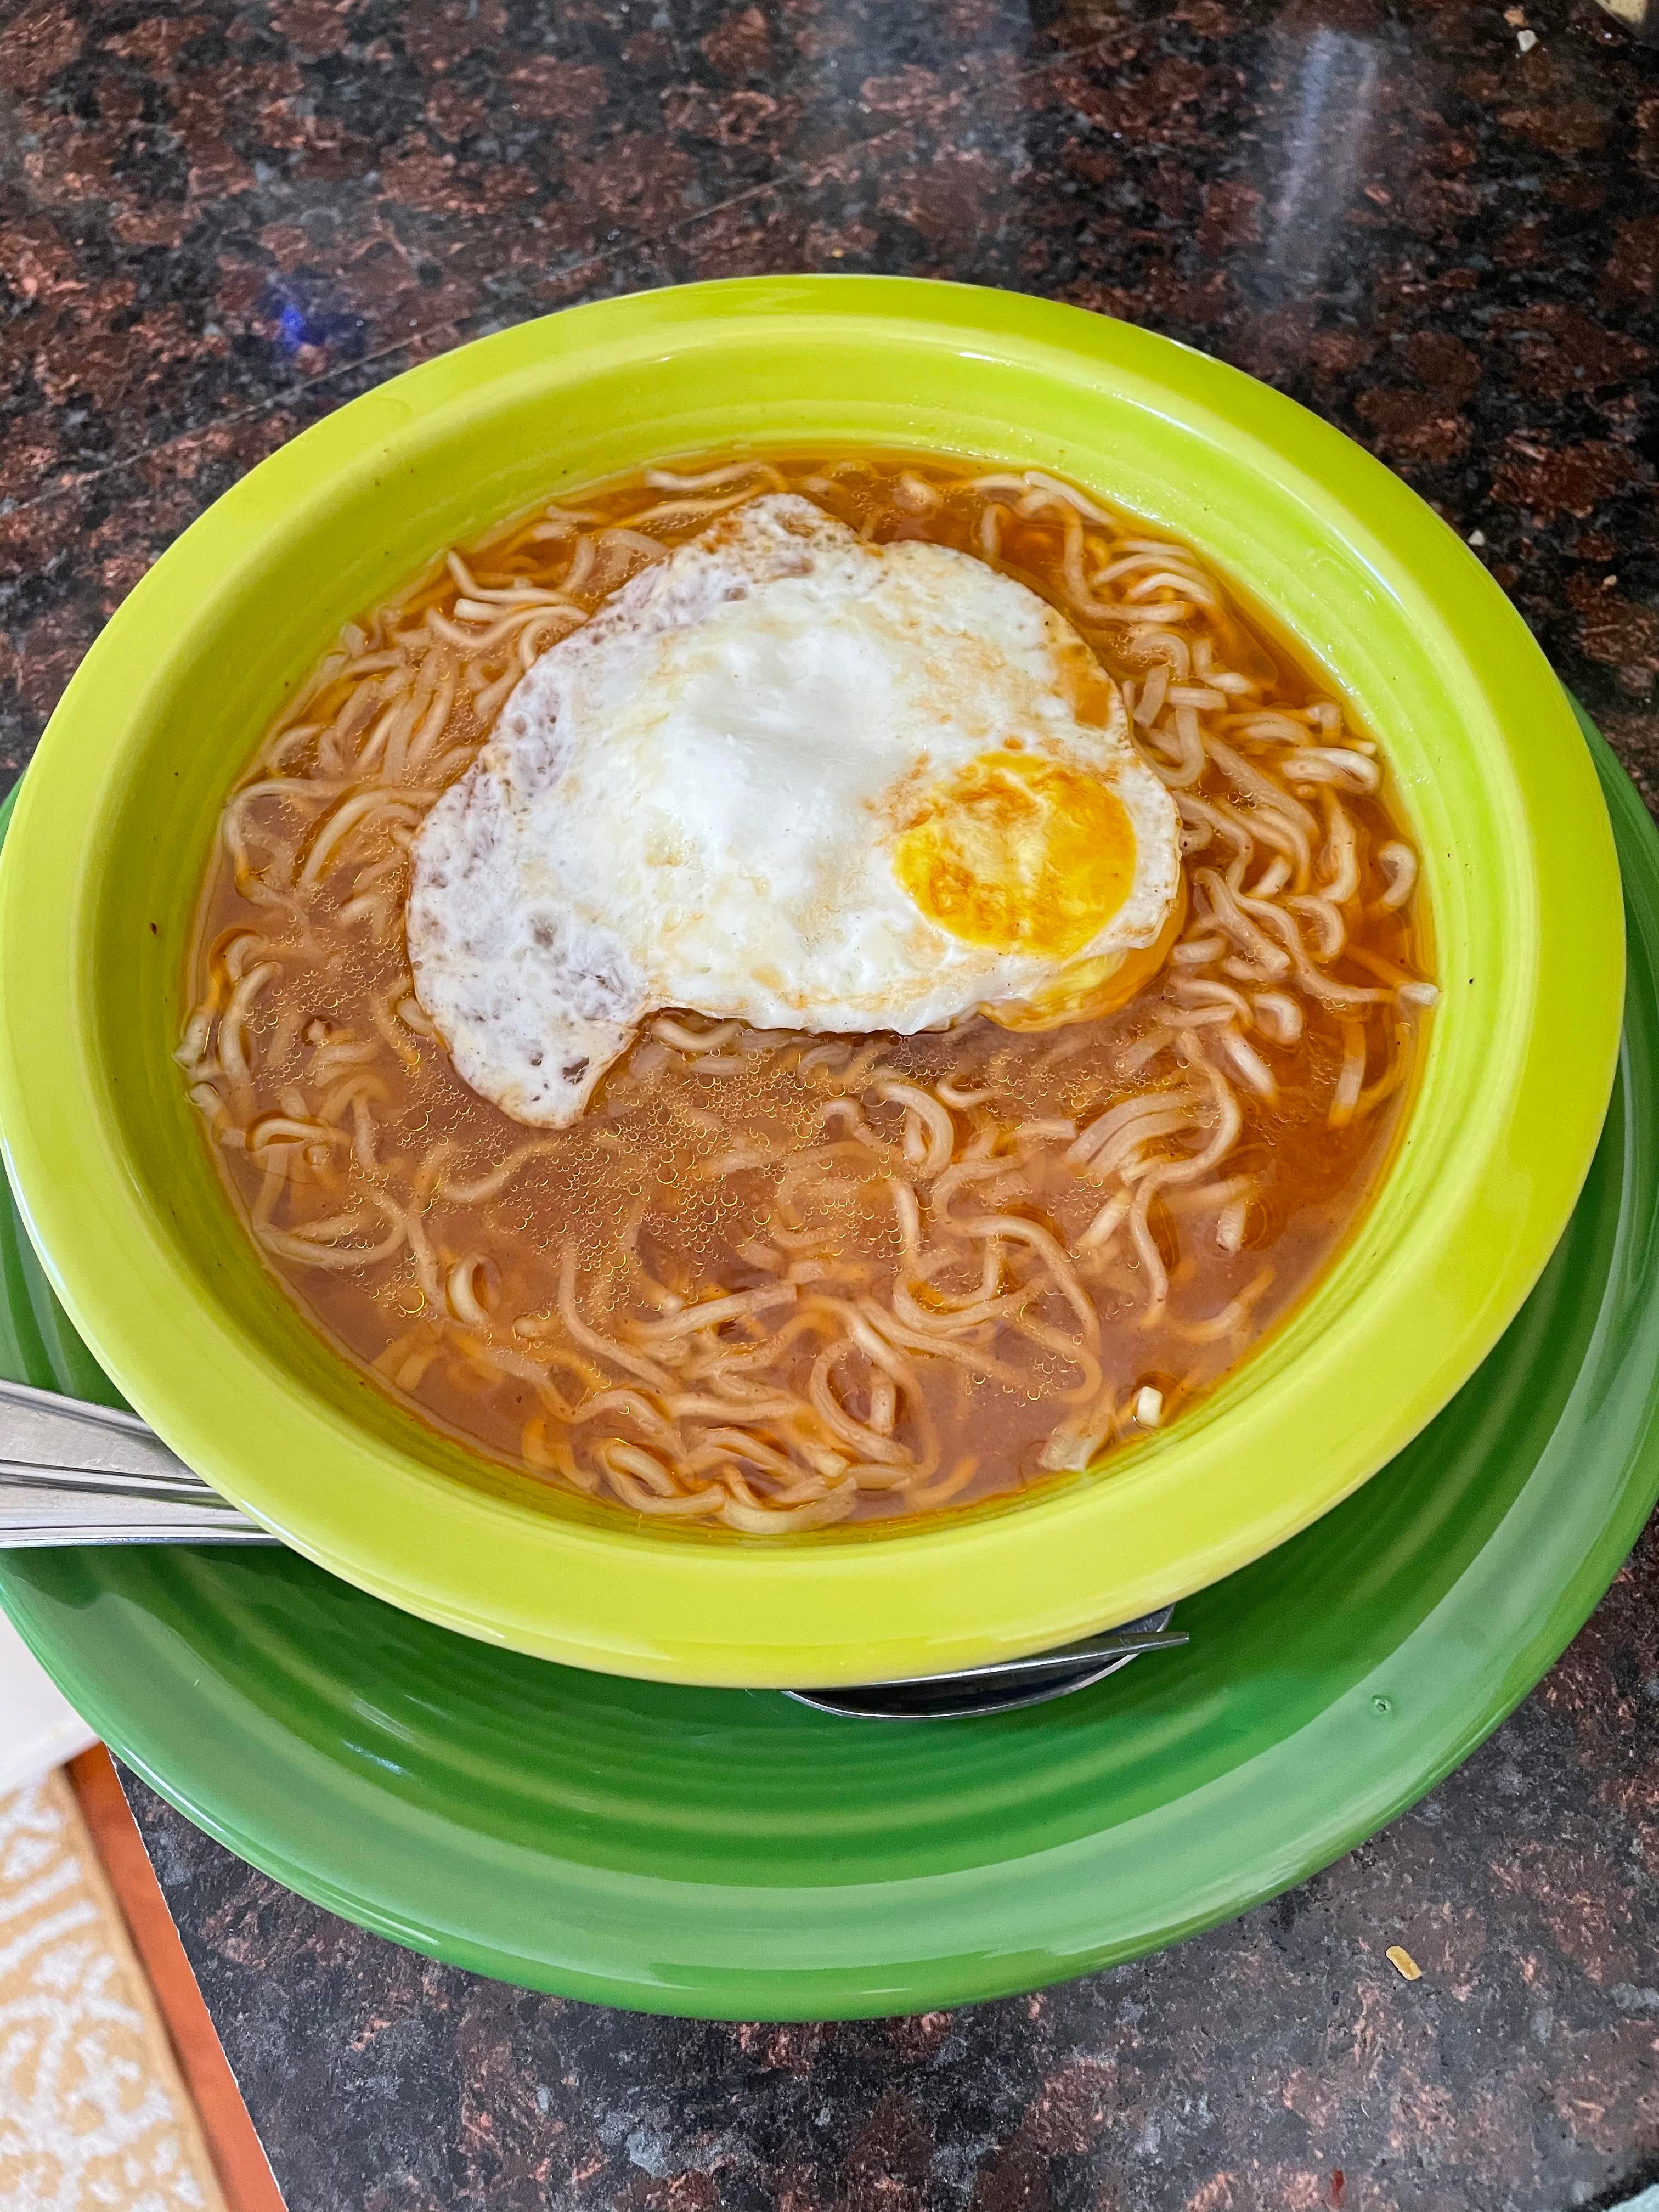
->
[782, 1612, 1186, 1719]
[0, 1379, 1188, 1714]
[0, 1378, 272, 1544]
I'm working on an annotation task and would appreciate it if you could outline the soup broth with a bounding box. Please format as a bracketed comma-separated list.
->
[179, 452, 1435, 1532]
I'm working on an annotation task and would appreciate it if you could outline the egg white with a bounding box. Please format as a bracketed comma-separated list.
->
[408, 494, 1180, 1127]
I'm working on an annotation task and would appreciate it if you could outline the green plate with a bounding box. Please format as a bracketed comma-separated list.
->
[1, 706, 1655, 2021]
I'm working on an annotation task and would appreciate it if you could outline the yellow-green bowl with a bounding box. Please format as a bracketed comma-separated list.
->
[0, 276, 1624, 1686]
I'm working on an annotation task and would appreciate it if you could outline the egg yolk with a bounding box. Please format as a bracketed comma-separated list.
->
[892, 750, 1138, 962]
[981, 885, 1187, 1030]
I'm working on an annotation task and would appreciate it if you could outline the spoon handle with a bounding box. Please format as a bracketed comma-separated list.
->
[0, 1376, 274, 1545]
[0, 1479, 276, 1544]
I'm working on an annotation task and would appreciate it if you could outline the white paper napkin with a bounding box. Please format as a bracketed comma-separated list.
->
[0, 1606, 95, 1793]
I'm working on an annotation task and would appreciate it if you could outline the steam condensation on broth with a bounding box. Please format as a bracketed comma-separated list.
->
[178, 452, 1436, 1533]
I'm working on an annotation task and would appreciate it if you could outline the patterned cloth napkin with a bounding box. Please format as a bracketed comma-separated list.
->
[0, 1771, 227, 2212]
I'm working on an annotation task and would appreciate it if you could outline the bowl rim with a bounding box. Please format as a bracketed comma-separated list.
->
[0, 275, 1626, 1685]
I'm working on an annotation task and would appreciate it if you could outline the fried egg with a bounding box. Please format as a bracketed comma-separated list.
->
[408, 494, 1181, 1127]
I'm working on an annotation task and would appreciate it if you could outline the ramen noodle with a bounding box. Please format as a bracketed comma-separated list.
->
[178, 453, 1436, 1532]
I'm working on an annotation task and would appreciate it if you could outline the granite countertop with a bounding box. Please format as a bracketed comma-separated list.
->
[6, 0, 1659, 2204]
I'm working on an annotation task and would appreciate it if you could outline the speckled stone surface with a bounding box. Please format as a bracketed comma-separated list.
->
[7, 0, 1659, 2201]
[121, 1520, 1659, 2211]
[7, 0, 1659, 786]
